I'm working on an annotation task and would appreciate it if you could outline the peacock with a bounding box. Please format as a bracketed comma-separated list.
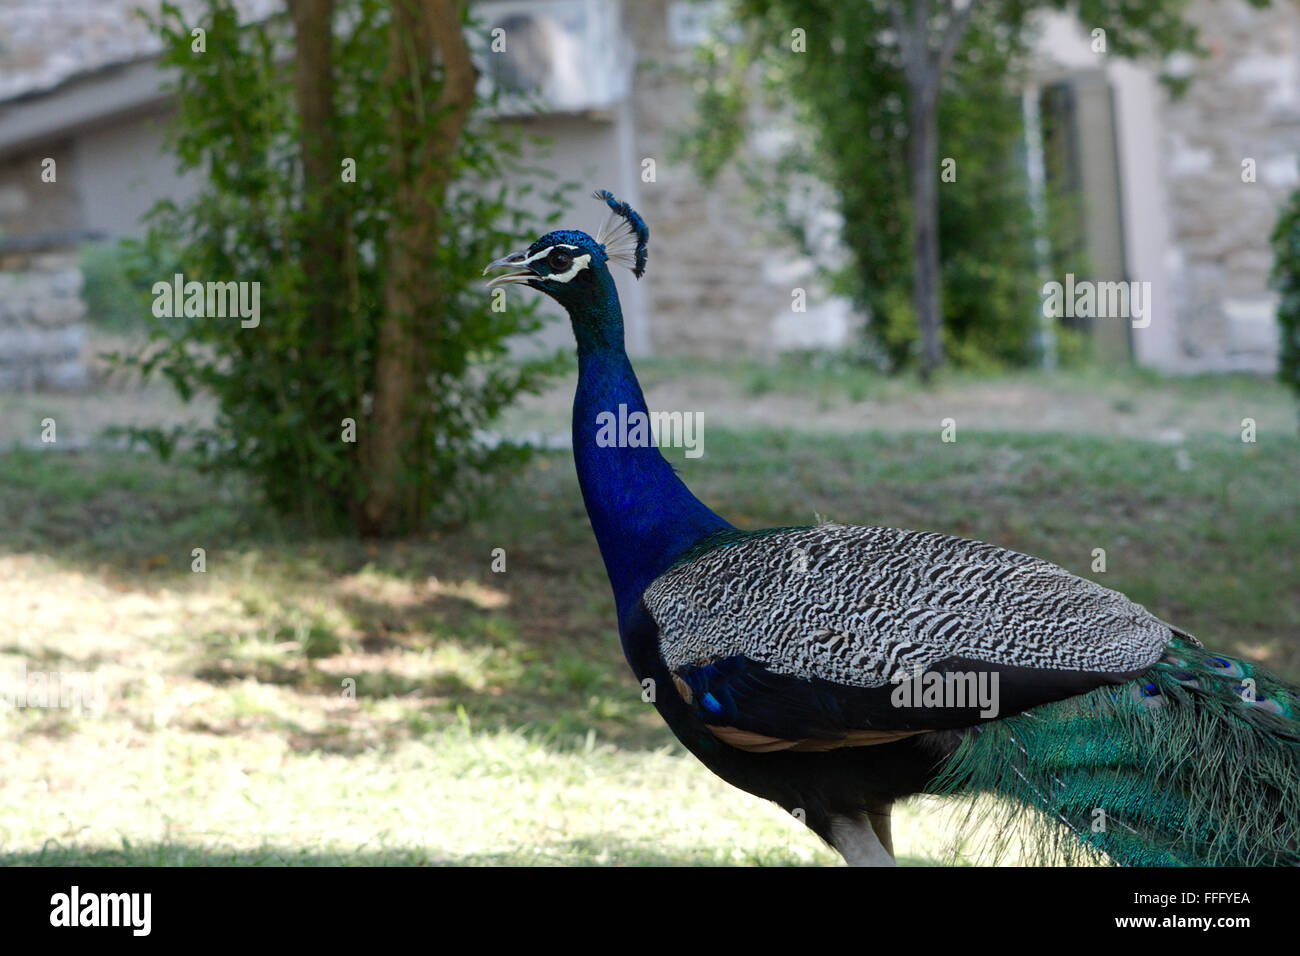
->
[484, 190, 1300, 866]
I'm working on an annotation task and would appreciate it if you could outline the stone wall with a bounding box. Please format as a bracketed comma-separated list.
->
[626, 0, 851, 357]
[8, 0, 1291, 369]
[0, 239, 88, 391]
[1159, 0, 1300, 371]
[0, 0, 281, 100]
[626, 0, 1300, 367]
[0, 141, 82, 239]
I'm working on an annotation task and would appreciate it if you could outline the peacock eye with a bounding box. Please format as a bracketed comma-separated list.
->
[547, 249, 573, 272]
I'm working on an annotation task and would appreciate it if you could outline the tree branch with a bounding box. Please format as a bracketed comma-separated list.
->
[889, 0, 921, 87]
[935, 0, 977, 78]
[429, 0, 477, 112]
[916, 0, 977, 116]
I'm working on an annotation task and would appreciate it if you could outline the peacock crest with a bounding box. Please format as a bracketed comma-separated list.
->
[593, 189, 649, 279]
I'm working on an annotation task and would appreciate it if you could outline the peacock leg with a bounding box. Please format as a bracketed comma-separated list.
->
[830, 813, 896, 867]
[866, 805, 895, 859]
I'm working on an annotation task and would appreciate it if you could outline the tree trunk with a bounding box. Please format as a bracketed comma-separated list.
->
[287, 0, 346, 526]
[361, 0, 477, 535]
[288, 0, 342, 298]
[892, 0, 977, 382]
[909, 95, 943, 381]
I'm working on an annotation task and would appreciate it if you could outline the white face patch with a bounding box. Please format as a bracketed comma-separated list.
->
[521, 243, 580, 266]
[544, 252, 592, 284]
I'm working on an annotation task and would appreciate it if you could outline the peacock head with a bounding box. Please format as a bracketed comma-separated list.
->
[483, 189, 647, 312]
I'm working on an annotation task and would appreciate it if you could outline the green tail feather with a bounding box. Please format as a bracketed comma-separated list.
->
[928, 637, 1300, 866]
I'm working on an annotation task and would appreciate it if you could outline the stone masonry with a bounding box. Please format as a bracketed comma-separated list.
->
[2, 0, 1295, 368]
[1157, 0, 1300, 371]
[0, 240, 88, 391]
[626, 0, 853, 357]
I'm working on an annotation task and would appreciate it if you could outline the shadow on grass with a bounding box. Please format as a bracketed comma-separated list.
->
[3, 430, 1299, 765]
[7, 838, 944, 867]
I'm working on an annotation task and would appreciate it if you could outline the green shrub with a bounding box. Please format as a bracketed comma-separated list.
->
[110, 0, 571, 532]
[1270, 180, 1300, 408]
[678, 3, 1053, 371]
[80, 242, 154, 334]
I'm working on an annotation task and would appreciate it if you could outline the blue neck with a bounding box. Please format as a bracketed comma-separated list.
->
[567, 270, 731, 618]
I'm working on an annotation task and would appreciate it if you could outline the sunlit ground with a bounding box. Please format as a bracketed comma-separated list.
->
[0, 349, 1295, 865]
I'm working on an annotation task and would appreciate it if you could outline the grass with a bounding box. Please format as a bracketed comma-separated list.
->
[1, 389, 1297, 866]
[627, 351, 1296, 407]
[499, 352, 1299, 440]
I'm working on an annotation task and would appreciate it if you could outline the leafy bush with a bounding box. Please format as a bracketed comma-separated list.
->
[1270, 181, 1300, 406]
[677, 1, 1109, 373]
[80, 242, 155, 334]
[111, 0, 570, 532]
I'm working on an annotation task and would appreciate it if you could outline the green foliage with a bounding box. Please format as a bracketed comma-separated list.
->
[80, 242, 157, 334]
[679, 2, 1046, 370]
[1270, 177, 1300, 408]
[678, 0, 1232, 372]
[110, 0, 570, 530]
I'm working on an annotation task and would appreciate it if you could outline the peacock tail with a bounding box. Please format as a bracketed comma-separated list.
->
[930, 636, 1300, 866]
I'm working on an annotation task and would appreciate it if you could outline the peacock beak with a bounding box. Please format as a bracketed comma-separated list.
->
[483, 250, 537, 288]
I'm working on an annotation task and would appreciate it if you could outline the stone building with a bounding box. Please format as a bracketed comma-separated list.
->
[1030, 3, 1300, 372]
[0, 0, 1294, 380]
[0, 236, 89, 390]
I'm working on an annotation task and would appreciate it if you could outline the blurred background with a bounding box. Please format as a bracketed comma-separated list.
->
[0, 0, 1296, 865]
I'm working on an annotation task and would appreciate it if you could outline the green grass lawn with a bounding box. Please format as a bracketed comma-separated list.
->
[1, 383, 1297, 864]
